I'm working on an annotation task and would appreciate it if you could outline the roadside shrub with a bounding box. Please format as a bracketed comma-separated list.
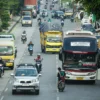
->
[1, 21, 9, 29]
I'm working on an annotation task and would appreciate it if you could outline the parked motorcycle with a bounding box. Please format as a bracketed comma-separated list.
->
[0, 64, 4, 78]
[28, 45, 33, 56]
[58, 79, 65, 92]
[21, 36, 27, 44]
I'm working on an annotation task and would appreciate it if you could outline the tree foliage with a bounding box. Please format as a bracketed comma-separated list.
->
[75, 0, 100, 20]
[0, 0, 20, 30]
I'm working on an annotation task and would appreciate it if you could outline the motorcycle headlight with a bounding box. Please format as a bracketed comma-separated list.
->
[88, 72, 96, 76]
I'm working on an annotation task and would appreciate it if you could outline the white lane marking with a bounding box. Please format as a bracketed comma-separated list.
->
[57, 96, 59, 100]
[4, 88, 8, 92]
[0, 96, 4, 100]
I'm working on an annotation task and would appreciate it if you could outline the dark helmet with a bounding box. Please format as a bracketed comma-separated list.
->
[58, 67, 61, 71]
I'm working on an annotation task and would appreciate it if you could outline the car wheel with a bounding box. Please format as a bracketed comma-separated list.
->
[35, 90, 39, 95]
[12, 90, 16, 95]
[31, 24, 32, 27]
[91, 80, 95, 84]
[22, 24, 23, 26]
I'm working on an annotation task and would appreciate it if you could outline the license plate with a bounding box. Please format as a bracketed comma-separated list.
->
[22, 84, 29, 86]
[76, 77, 83, 80]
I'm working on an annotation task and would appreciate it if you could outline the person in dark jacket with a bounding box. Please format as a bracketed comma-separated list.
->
[0, 57, 5, 74]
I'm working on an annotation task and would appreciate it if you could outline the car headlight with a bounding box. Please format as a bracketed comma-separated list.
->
[32, 79, 38, 82]
[88, 72, 96, 76]
[28, 21, 32, 24]
[22, 21, 25, 23]
[66, 71, 72, 75]
[14, 79, 19, 83]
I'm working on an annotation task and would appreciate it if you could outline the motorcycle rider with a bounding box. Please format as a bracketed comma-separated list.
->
[21, 30, 27, 41]
[37, 17, 42, 26]
[61, 20, 64, 27]
[34, 54, 43, 72]
[28, 41, 34, 51]
[57, 67, 65, 85]
[0, 57, 5, 74]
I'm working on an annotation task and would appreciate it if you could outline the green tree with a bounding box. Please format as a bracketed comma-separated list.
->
[75, 0, 100, 20]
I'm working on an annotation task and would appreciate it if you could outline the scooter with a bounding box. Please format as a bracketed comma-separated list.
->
[28, 45, 33, 56]
[58, 78, 65, 92]
[35, 61, 42, 73]
[21, 36, 27, 44]
[0, 64, 4, 78]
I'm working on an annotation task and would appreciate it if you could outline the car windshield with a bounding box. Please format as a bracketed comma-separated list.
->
[63, 37, 97, 52]
[0, 46, 13, 55]
[23, 17, 31, 20]
[57, 11, 64, 15]
[46, 36, 62, 42]
[15, 69, 37, 77]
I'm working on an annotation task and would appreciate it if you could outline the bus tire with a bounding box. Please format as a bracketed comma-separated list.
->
[11, 64, 14, 70]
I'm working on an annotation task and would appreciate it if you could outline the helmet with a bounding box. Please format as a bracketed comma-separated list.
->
[58, 67, 61, 71]
[37, 53, 41, 56]
[29, 41, 32, 44]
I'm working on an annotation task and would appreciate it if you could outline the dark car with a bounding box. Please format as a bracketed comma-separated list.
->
[55, 11, 64, 18]
[81, 24, 96, 34]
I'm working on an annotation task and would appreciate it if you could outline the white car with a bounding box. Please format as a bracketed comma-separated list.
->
[22, 16, 32, 26]
[40, 9, 48, 17]
[81, 16, 91, 25]
[11, 63, 41, 95]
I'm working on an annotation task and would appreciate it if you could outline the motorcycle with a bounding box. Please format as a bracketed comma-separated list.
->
[0, 64, 4, 78]
[38, 20, 41, 26]
[28, 45, 33, 56]
[58, 78, 65, 92]
[61, 22, 64, 27]
[21, 36, 27, 44]
[35, 60, 42, 73]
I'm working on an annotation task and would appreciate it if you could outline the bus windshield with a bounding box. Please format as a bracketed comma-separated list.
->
[63, 37, 97, 52]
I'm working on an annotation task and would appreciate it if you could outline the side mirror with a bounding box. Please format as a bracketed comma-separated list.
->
[38, 74, 42, 77]
[11, 73, 14, 76]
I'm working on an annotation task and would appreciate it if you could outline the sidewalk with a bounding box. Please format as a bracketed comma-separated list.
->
[2, 16, 21, 33]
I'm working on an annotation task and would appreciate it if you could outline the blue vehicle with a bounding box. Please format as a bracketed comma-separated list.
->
[28, 45, 33, 56]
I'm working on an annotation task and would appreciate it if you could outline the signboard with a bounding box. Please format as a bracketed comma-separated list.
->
[71, 42, 90, 46]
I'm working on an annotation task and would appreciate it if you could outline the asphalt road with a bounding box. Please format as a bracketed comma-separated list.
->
[0, 0, 100, 100]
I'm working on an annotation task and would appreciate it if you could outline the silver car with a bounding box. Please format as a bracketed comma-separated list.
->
[22, 16, 32, 27]
[11, 64, 41, 95]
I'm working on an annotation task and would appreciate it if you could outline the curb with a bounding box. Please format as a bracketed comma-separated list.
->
[7, 17, 21, 33]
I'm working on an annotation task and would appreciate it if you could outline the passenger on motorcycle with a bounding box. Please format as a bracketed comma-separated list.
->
[28, 41, 34, 51]
[0, 57, 5, 74]
[57, 67, 65, 84]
